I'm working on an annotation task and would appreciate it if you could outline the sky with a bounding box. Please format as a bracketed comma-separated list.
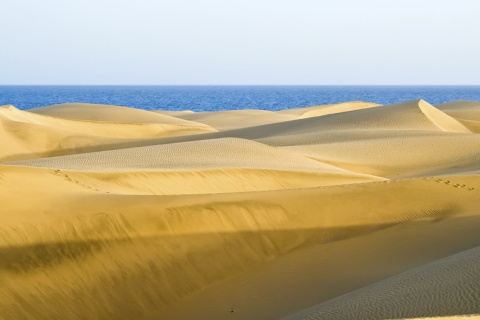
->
[1, 0, 480, 85]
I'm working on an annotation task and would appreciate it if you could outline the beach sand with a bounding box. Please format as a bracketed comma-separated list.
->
[1, 100, 479, 319]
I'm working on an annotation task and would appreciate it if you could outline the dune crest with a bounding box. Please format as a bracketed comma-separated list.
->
[417, 99, 470, 133]
[1, 100, 480, 319]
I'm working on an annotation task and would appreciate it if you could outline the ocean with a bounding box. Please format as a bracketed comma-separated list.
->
[1, 86, 479, 112]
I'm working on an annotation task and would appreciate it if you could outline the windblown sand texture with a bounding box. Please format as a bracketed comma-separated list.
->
[1, 100, 480, 320]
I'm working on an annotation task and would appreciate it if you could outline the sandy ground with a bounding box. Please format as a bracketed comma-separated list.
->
[397, 317, 480, 320]
[1, 100, 480, 319]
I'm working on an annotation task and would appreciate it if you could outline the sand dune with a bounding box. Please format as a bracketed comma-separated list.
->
[132, 100, 470, 147]
[283, 245, 480, 320]
[2, 138, 382, 196]
[156, 102, 380, 131]
[276, 101, 381, 117]
[280, 131, 480, 178]
[434, 101, 480, 133]
[242, 100, 448, 137]
[1, 105, 215, 136]
[0, 104, 216, 161]
[31, 103, 212, 127]
[1, 100, 480, 320]
[161, 109, 298, 130]
[260, 100, 467, 134]
[439, 109, 480, 122]
[436, 100, 480, 111]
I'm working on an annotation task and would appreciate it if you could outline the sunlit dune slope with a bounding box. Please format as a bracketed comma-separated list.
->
[0, 104, 216, 161]
[30, 103, 212, 127]
[3, 137, 382, 196]
[4, 137, 365, 173]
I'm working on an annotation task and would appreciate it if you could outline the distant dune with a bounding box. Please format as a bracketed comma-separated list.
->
[1, 100, 480, 319]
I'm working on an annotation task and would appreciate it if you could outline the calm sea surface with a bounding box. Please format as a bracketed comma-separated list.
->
[1, 86, 479, 112]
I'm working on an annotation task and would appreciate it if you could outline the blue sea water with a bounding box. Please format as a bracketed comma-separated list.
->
[1, 86, 479, 112]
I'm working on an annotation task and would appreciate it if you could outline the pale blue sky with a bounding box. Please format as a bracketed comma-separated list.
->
[2, 0, 479, 85]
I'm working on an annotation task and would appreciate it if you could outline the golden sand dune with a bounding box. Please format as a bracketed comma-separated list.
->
[156, 102, 379, 131]
[280, 131, 480, 178]
[435, 101, 480, 133]
[3, 174, 480, 319]
[31, 103, 212, 127]
[160, 109, 298, 130]
[1, 105, 215, 137]
[440, 108, 480, 122]
[437, 101, 480, 133]
[252, 100, 468, 134]
[2, 138, 381, 196]
[1, 100, 480, 320]
[436, 100, 480, 111]
[0, 104, 216, 161]
[276, 101, 381, 117]
[9, 137, 337, 172]
[283, 245, 480, 320]
[136, 100, 470, 148]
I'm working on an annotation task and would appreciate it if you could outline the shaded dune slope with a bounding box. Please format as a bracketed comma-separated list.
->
[283, 245, 480, 320]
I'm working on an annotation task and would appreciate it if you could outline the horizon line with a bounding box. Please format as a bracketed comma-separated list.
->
[1, 84, 480, 87]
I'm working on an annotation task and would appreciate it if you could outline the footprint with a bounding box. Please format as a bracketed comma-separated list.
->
[432, 177, 475, 192]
